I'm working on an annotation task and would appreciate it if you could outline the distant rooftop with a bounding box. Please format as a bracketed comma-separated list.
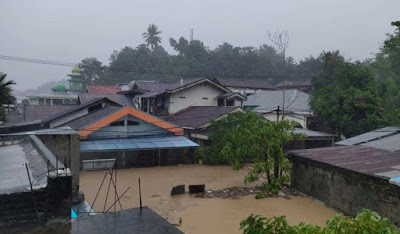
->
[336, 127, 400, 152]
[215, 78, 274, 90]
[87, 85, 122, 95]
[243, 89, 311, 113]
[166, 106, 241, 129]
[275, 80, 312, 88]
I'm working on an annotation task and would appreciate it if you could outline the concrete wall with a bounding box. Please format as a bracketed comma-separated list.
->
[288, 155, 400, 226]
[168, 83, 225, 114]
[0, 175, 71, 231]
[37, 134, 80, 193]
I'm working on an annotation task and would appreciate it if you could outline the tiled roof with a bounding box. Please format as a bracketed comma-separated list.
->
[166, 106, 241, 129]
[243, 89, 311, 113]
[79, 93, 131, 106]
[288, 145, 400, 179]
[62, 106, 123, 129]
[21, 105, 76, 123]
[87, 85, 122, 94]
[215, 78, 274, 90]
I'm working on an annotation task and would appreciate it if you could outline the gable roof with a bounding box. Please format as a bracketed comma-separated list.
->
[62, 106, 123, 130]
[87, 85, 122, 94]
[79, 93, 131, 106]
[79, 106, 183, 139]
[166, 77, 231, 94]
[215, 78, 275, 90]
[336, 127, 400, 152]
[166, 106, 242, 129]
[42, 97, 122, 124]
[243, 89, 311, 113]
[217, 92, 247, 100]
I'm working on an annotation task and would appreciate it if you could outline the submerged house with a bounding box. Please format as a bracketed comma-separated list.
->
[120, 78, 246, 116]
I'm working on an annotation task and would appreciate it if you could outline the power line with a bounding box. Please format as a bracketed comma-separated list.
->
[0, 54, 312, 80]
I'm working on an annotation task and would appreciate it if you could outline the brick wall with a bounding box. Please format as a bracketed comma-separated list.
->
[289, 156, 400, 226]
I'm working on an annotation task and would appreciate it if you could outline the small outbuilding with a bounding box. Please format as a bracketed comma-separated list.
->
[288, 146, 400, 225]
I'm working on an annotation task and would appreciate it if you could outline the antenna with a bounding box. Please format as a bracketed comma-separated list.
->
[190, 28, 194, 41]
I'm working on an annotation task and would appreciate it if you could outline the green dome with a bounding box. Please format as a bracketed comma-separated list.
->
[51, 83, 67, 92]
[68, 65, 82, 78]
[72, 66, 80, 73]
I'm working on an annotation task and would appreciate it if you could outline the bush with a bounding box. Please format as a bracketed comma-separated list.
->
[240, 209, 399, 234]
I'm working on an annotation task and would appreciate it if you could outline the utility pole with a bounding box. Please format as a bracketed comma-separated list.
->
[276, 106, 281, 123]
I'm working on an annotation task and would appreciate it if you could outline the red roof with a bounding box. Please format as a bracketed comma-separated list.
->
[87, 85, 122, 94]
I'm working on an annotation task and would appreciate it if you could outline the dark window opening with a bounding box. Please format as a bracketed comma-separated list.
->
[226, 100, 234, 106]
[179, 96, 186, 99]
[202, 97, 208, 100]
[127, 120, 139, 126]
[110, 120, 125, 126]
[88, 103, 102, 113]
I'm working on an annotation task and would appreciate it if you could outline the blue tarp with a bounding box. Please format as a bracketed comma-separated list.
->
[80, 136, 199, 152]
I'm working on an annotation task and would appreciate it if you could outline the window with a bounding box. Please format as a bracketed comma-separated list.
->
[127, 120, 139, 126]
[110, 120, 125, 126]
[226, 100, 235, 106]
[179, 96, 186, 99]
[202, 97, 208, 100]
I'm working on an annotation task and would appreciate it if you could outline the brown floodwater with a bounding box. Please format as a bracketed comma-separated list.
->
[80, 165, 337, 234]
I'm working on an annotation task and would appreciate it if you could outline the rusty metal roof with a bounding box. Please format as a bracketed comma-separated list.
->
[288, 145, 400, 180]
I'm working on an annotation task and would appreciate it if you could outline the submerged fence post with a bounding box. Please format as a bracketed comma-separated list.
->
[139, 177, 142, 212]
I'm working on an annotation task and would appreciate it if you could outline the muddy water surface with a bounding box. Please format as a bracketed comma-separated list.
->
[80, 165, 337, 234]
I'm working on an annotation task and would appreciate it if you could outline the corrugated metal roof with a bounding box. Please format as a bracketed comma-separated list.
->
[336, 127, 400, 151]
[288, 145, 400, 180]
[80, 136, 198, 152]
[87, 85, 122, 94]
[293, 128, 335, 138]
[215, 78, 275, 90]
[243, 89, 311, 113]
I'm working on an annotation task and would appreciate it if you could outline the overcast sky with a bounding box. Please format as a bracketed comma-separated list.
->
[1, 0, 399, 91]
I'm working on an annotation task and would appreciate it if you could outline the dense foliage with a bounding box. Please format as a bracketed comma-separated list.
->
[202, 111, 304, 196]
[310, 22, 400, 137]
[240, 209, 399, 234]
[78, 25, 321, 85]
[0, 73, 16, 121]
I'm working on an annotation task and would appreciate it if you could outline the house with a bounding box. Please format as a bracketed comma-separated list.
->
[215, 78, 275, 96]
[121, 78, 246, 116]
[289, 128, 336, 150]
[26, 66, 86, 106]
[166, 106, 244, 146]
[335, 126, 400, 152]
[288, 146, 400, 226]
[60, 105, 198, 168]
[275, 80, 313, 94]
[243, 89, 313, 128]
[0, 129, 78, 230]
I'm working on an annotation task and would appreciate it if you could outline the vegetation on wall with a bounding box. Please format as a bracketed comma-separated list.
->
[240, 209, 399, 234]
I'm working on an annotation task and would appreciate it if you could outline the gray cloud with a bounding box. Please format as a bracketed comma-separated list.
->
[0, 0, 399, 90]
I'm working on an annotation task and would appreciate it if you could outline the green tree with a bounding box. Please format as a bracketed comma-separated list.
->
[206, 111, 304, 196]
[240, 209, 399, 234]
[0, 73, 16, 121]
[142, 24, 162, 50]
[310, 55, 385, 137]
[78, 57, 105, 84]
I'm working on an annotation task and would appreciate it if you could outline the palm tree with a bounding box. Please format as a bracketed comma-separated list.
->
[142, 24, 162, 50]
[0, 73, 16, 105]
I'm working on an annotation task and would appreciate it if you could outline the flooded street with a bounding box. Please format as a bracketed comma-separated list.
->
[80, 165, 337, 233]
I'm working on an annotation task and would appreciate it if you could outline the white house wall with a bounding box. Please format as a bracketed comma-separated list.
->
[168, 83, 225, 114]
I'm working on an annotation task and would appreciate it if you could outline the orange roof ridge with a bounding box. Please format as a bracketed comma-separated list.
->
[79, 107, 183, 139]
